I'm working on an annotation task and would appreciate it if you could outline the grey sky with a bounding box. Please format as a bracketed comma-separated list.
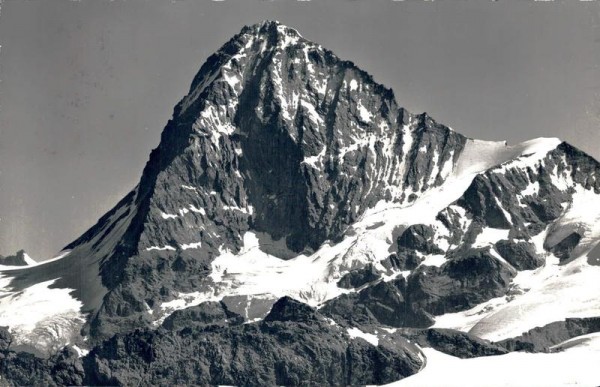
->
[1, 0, 599, 260]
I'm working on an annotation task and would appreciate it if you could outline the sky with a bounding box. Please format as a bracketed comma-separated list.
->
[0, 0, 599, 260]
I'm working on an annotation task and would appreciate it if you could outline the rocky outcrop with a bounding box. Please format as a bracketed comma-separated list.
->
[401, 113, 467, 197]
[400, 328, 508, 358]
[457, 176, 513, 229]
[0, 299, 424, 386]
[84, 297, 423, 386]
[390, 250, 424, 271]
[494, 239, 543, 270]
[390, 224, 443, 272]
[0, 250, 34, 266]
[337, 264, 381, 289]
[407, 247, 516, 316]
[323, 277, 434, 328]
[324, 246, 517, 331]
[497, 317, 600, 352]
[547, 232, 582, 263]
[380, 254, 403, 272]
[263, 296, 322, 323]
[0, 328, 84, 387]
[398, 225, 443, 255]
[161, 301, 244, 331]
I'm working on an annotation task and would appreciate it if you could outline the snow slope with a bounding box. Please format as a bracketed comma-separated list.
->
[0, 274, 86, 355]
[455, 137, 561, 176]
[22, 253, 37, 266]
[0, 191, 137, 354]
[392, 333, 600, 387]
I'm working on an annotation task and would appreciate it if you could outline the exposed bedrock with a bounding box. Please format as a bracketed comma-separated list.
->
[497, 317, 600, 353]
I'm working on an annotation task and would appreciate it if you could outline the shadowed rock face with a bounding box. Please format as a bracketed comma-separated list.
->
[322, 277, 434, 329]
[83, 297, 424, 386]
[337, 264, 381, 289]
[161, 301, 244, 331]
[494, 239, 543, 270]
[399, 328, 509, 359]
[548, 232, 582, 262]
[263, 296, 322, 323]
[0, 303, 425, 386]
[409, 247, 517, 315]
[398, 225, 444, 255]
[497, 317, 600, 352]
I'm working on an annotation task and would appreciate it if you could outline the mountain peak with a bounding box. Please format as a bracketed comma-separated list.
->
[177, 20, 322, 117]
[234, 20, 306, 55]
[135, 18, 477, 261]
[242, 20, 304, 41]
[3, 23, 600, 376]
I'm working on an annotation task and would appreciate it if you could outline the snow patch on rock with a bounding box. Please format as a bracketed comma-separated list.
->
[347, 327, 379, 346]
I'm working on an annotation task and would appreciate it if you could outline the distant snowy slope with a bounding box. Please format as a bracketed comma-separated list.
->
[455, 137, 561, 176]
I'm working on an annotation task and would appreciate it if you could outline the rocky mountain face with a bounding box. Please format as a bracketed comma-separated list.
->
[83, 297, 422, 386]
[1, 20, 600, 386]
[0, 299, 423, 386]
[64, 20, 467, 341]
[323, 141, 600, 333]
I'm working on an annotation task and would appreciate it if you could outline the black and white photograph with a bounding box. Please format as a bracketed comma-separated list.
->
[0, 0, 599, 385]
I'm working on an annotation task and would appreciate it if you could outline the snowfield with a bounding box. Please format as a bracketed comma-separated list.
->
[0, 273, 86, 355]
[469, 254, 600, 341]
[391, 332, 600, 387]
[347, 327, 379, 346]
